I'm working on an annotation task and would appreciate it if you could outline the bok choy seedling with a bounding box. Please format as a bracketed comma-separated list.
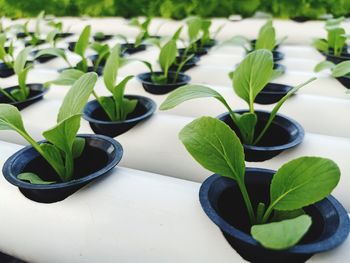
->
[0, 33, 15, 68]
[0, 72, 98, 184]
[141, 39, 179, 84]
[314, 60, 350, 77]
[180, 116, 340, 250]
[0, 47, 34, 102]
[160, 49, 315, 145]
[91, 44, 137, 121]
[129, 17, 152, 40]
[313, 18, 348, 56]
[219, 20, 286, 52]
[71, 25, 91, 72]
[25, 11, 45, 47]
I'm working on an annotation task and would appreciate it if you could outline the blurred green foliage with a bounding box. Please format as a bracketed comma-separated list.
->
[1, 0, 350, 19]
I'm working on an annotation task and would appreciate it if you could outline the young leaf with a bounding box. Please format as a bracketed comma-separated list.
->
[172, 26, 183, 41]
[35, 48, 71, 66]
[314, 61, 335, 72]
[332, 61, 350, 77]
[255, 25, 276, 51]
[235, 112, 257, 144]
[14, 47, 32, 75]
[17, 172, 56, 184]
[103, 44, 120, 92]
[253, 77, 316, 145]
[46, 69, 84, 86]
[312, 39, 329, 53]
[39, 142, 65, 177]
[186, 16, 202, 43]
[0, 104, 26, 132]
[269, 156, 340, 212]
[159, 84, 229, 111]
[159, 40, 177, 76]
[74, 25, 91, 57]
[35, 11, 45, 37]
[179, 116, 245, 181]
[251, 215, 312, 250]
[57, 72, 98, 122]
[233, 49, 273, 108]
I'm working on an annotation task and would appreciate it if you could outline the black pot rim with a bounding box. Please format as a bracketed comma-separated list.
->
[260, 83, 293, 95]
[217, 109, 304, 152]
[82, 95, 157, 125]
[199, 170, 350, 254]
[3, 83, 48, 103]
[136, 71, 191, 86]
[2, 134, 123, 189]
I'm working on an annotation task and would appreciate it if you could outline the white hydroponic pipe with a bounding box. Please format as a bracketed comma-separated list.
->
[0, 140, 348, 263]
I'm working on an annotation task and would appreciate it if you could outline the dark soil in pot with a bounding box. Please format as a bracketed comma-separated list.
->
[137, 71, 191, 95]
[58, 65, 104, 76]
[0, 62, 15, 78]
[24, 39, 45, 47]
[31, 48, 64, 63]
[169, 55, 200, 72]
[178, 47, 208, 57]
[336, 76, 350, 89]
[326, 52, 350, 64]
[83, 95, 156, 137]
[93, 34, 113, 42]
[273, 63, 286, 74]
[2, 134, 123, 203]
[16, 32, 34, 39]
[0, 84, 48, 110]
[218, 110, 304, 162]
[54, 32, 74, 40]
[0, 61, 33, 78]
[195, 39, 217, 49]
[121, 43, 146, 54]
[200, 169, 350, 263]
[291, 16, 310, 23]
[255, 83, 293, 105]
[251, 39, 279, 51]
[272, 51, 284, 62]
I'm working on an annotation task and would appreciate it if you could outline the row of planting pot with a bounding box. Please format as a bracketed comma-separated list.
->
[0, 140, 348, 263]
[1, 16, 350, 262]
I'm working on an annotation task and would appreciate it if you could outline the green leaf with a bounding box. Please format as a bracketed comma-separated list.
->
[233, 50, 273, 107]
[74, 25, 91, 57]
[159, 40, 177, 76]
[256, 25, 276, 51]
[103, 44, 120, 92]
[46, 69, 84, 86]
[235, 112, 257, 144]
[72, 137, 85, 158]
[113, 75, 134, 103]
[270, 157, 340, 211]
[17, 172, 56, 185]
[159, 84, 228, 111]
[57, 72, 98, 122]
[332, 61, 350, 77]
[253, 77, 316, 145]
[179, 116, 245, 181]
[314, 61, 335, 72]
[98, 96, 116, 121]
[35, 48, 70, 66]
[39, 142, 65, 177]
[327, 27, 346, 56]
[186, 16, 202, 43]
[0, 104, 26, 132]
[251, 215, 312, 250]
[172, 26, 183, 41]
[312, 39, 329, 53]
[43, 114, 81, 151]
[14, 47, 32, 75]
[120, 98, 137, 120]
[35, 11, 45, 37]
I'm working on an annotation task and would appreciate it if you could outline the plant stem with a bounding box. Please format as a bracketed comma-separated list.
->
[237, 179, 256, 224]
